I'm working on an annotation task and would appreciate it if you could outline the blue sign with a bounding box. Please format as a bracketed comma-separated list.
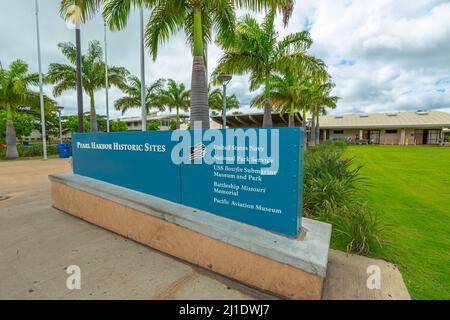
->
[72, 131, 181, 203]
[72, 128, 304, 237]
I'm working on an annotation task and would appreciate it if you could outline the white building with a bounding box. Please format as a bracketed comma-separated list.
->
[320, 111, 450, 145]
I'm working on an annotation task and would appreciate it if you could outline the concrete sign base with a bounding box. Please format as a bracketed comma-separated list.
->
[49, 173, 332, 300]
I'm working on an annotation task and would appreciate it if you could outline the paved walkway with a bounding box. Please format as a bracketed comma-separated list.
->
[0, 158, 410, 299]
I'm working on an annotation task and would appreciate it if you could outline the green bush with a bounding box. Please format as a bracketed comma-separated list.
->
[0, 143, 62, 158]
[318, 202, 384, 255]
[147, 120, 160, 131]
[303, 141, 384, 256]
[303, 142, 362, 216]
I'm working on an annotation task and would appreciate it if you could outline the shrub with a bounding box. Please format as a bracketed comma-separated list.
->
[303, 142, 363, 216]
[169, 119, 177, 130]
[147, 120, 160, 131]
[303, 141, 384, 256]
[318, 202, 384, 255]
[0, 143, 61, 158]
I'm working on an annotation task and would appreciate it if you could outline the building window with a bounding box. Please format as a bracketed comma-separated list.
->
[427, 129, 441, 145]
[333, 130, 344, 134]
[385, 130, 398, 134]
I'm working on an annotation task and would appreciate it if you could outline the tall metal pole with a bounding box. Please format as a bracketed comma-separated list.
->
[35, 0, 47, 160]
[75, 6, 84, 133]
[104, 23, 110, 132]
[139, 5, 146, 131]
[222, 83, 227, 128]
[58, 110, 63, 143]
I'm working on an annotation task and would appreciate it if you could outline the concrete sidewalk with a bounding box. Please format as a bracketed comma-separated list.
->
[0, 158, 410, 300]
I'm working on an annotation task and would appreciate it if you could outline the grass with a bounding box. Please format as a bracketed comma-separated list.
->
[342, 146, 450, 300]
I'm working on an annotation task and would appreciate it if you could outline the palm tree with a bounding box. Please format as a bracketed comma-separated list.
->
[158, 79, 190, 129]
[208, 85, 239, 115]
[305, 80, 338, 147]
[0, 60, 56, 159]
[47, 40, 129, 132]
[250, 73, 298, 127]
[61, 0, 296, 129]
[214, 10, 325, 128]
[115, 76, 165, 115]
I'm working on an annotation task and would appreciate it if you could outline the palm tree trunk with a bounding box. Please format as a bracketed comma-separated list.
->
[176, 106, 180, 129]
[89, 91, 98, 132]
[315, 112, 320, 145]
[302, 107, 307, 150]
[310, 110, 316, 147]
[190, 8, 209, 130]
[5, 105, 18, 159]
[288, 102, 294, 128]
[262, 77, 272, 128]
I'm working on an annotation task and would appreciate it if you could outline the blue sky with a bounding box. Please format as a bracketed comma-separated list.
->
[1, 0, 449, 118]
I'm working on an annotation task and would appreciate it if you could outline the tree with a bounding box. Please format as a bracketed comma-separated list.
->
[62, 113, 106, 133]
[208, 85, 239, 115]
[111, 119, 128, 132]
[114, 76, 165, 115]
[0, 110, 35, 144]
[0, 59, 56, 158]
[147, 120, 160, 131]
[47, 41, 129, 132]
[158, 79, 190, 129]
[61, 0, 296, 129]
[306, 80, 338, 146]
[214, 10, 325, 127]
[250, 73, 299, 127]
[169, 119, 177, 130]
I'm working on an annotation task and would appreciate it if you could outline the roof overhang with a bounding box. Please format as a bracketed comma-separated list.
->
[321, 124, 450, 129]
[211, 112, 303, 128]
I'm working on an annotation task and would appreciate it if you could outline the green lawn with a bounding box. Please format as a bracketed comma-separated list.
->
[343, 146, 450, 300]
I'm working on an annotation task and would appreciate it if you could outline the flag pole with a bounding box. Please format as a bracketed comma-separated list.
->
[104, 22, 110, 132]
[139, 5, 146, 131]
[34, 0, 47, 160]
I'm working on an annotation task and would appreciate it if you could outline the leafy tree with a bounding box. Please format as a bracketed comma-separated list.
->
[169, 119, 177, 130]
[214, 10, 325, 127]
[158, 79, 190, 129]
[0, 59, 56, 158]
[208, 85, 239, 115]
[60, 0, 296, 129]
[47, 41, 129, 132]
[62, 115, 87, 133]
[147, 119, 160, 131]
[114, 76, 165, 115]
[62, 113, 106, 133]
[30, 110, 61, 140]
[0, 110, 35, 144]
[111, 119, 128, 132]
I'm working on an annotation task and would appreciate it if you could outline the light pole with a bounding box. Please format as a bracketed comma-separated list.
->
[104, 22, 110, 132]
[57, 107, 63, 143]
[34, 0, 47, 160]
[217, 74, 232, 128]
[139, 5, 146, 131]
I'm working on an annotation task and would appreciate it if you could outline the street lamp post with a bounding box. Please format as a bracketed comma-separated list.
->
[139, 5, 146, 132]
[74, 8, 84, 133]
[34, 0, 47, 160]
[57, 107, 63, 144]
[217, 74, 232, 129]
[104, 23, 110, 132]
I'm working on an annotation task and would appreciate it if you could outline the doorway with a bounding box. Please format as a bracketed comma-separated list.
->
[368, 130, 381, 144]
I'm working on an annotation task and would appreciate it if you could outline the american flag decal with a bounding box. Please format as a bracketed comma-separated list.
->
[189, 144, 206, 161]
